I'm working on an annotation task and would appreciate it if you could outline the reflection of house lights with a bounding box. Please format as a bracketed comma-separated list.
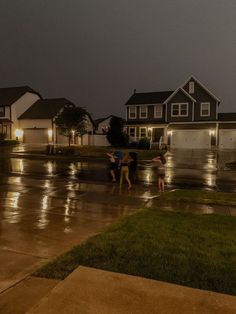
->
[42, 196, 48, 210]
[19, 159, 24, 174]
[46, 161, 53, 175]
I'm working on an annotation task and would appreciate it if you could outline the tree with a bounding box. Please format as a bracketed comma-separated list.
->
[54, 106, 88, 146]
[106, 116, 129, 147]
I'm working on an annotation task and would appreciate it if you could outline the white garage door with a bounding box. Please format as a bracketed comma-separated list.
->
[219, 130, 236, 149]
[171, 130, 211, 149]
[24, 129, 48, 144]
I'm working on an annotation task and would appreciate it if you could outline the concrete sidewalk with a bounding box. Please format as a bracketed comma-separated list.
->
[28, 267, 236, 314]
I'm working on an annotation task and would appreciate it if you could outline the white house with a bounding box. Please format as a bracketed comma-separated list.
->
[0, 86, 41, 140]
[18, 98, 95, 144]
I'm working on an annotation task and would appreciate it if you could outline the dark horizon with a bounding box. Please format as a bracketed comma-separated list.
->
[0, 0, 235, 118]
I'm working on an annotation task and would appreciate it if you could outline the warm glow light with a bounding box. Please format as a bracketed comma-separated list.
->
[48, 129, 52, 142]
[209, 129, 215, 136]
[167, 130, 173, 136]
[15, 129, 23, 139]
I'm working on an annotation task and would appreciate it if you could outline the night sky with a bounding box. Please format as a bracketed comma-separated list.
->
[0, 0, 235, 118]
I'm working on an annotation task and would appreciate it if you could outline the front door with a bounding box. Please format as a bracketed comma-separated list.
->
[152, 128, 164, 142]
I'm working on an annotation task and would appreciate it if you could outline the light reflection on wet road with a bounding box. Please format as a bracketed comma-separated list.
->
[1, 149, 236, 191]
[0, 147, 236, 293]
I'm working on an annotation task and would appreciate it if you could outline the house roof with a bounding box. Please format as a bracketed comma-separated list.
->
[125, 91, 174, 105]
[164, 87, 196, 104]
[18, 98, 75, 120]
[0, 86, 41, 106]
[218, 113, 236, 121]
[94, 115, 124, 128]
[181, 75, 221, 103]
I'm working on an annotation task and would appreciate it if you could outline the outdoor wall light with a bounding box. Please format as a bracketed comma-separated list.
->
[15, 129, 23, 140]
[167, 130, 173, 136]
[48, 129, 53, 137]
[209, 129, 215, 136]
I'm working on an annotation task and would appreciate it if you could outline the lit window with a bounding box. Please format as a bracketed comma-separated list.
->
[139, 106, 148, 119]
[201, 103, 210, 116]
[171, 103, 188, 117]
[140, 127, 147, 138]
[189, 81, 195, 94]
[154, 105, 163, 118]
[129, 127, 136, 138]
[129, 107, 136, 119]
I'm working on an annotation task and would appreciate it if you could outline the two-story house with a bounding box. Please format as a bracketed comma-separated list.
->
[125, 76, 236, 149]
[0, 86, 41, 140]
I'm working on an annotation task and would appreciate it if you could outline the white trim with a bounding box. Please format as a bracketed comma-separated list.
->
[154, 104, 163, 119]
[200, 102, 210, 117]
[169, 121, 217, 124]
[139, 105, 148, 119]
[171, 103, 189, 117]
[128, 106, 137, 119]
[181, 75, 221, 102]
[165, 103, 167, 122]
[192, 101, 194, 121]
[164, 87, 196, 104]
[139, 127, 147, 138]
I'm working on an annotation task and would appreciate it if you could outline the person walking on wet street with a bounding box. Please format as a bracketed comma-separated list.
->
[152, 153, 166, 192]
[119, 153, 133, 189]
[107, 152, 117, 182]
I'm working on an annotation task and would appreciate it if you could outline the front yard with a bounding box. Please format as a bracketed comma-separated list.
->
[35, 206, 236, 296]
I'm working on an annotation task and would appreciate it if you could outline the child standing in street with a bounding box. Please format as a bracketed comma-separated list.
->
[152, 153, 166, 192]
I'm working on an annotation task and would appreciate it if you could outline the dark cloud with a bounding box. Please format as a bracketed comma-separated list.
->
[0, 0, 235, 118]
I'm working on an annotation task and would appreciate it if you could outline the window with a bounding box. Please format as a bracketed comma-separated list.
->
[128, 107, 136, 119]
[139, 105, 148, 119]
[140, 127, 147, 138]
[154, 104, 163, 118]
[0, 106, 5, 117]
[129, 127, 136, 138]
[189, 81, 195, 94]
[200, 102, 210, 116]
[171, 103, 188, 117]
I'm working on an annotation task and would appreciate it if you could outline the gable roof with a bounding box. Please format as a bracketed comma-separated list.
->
[182, 75, 221, 103]
[125, 91, 174, 105]
[0, 86, 41, 106]
[94, 115, 124, 128]
[164, 87, 196, 104]
[218, 113, 236, 121]
[18, 98, 75, 120]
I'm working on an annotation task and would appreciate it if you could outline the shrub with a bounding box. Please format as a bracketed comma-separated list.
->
[138, 137, 150, 150]
[0, 133, 7, 141]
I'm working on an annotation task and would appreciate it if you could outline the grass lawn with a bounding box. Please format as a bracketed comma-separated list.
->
[34, 208, 236, 296]
[160, 189, 236, 206]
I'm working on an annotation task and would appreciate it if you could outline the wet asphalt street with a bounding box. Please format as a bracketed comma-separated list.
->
[0, 146, 236, 295]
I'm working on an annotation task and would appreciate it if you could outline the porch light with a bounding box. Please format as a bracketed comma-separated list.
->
[15, 129, 23, 140]
[209, 129, 215, 136]
[167, 130, 173, 136]
[48, 129, 53, 141]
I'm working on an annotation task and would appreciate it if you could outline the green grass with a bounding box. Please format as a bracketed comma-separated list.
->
[34, 208, 236, 295]
[160, 189, 236, 206]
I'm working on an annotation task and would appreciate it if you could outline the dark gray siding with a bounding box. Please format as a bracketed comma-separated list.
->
[183, 80, 217, 121]
[166, 90, 193, 122]
[126, 104, 166, 124]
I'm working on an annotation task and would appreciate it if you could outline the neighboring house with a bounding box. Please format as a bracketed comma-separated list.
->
[125, 76, 236, 149]
[0, 86, 41, 139]
[18, 98, 94, 144]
